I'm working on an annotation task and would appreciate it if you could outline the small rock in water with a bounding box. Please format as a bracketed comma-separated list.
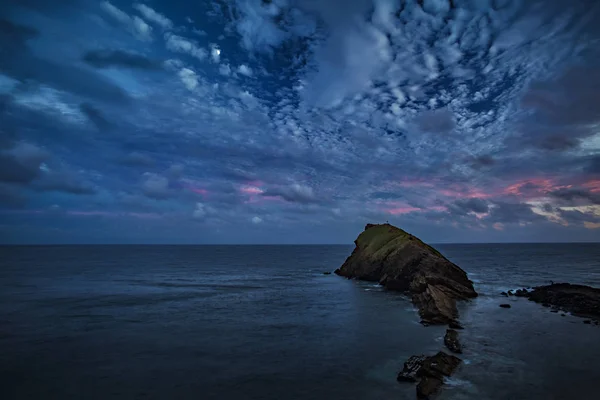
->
[398, 352, 462, 399]
[507, 290, 514, 296]
[499, 304, 511, 308]
[551, 309, 559, 313]
[397, 355, 426, 383]
[561, 313, 566, 317]
[515, 289, 529, 297]
[444, 329, 462, 354]
[500, 291, 508, 297]
[583, 320, 592, 324]
[323, 272, 332, 275]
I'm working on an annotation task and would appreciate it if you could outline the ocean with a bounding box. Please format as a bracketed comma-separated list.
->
[1, 244, 599, 399]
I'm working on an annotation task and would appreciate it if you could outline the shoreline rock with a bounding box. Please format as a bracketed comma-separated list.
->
[335, 223, 477, 325]
[514, 283, 600, 322]
[397, 351, 462, 399]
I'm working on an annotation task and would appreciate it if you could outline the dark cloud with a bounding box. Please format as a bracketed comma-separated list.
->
[0, 18, 39, 49]
[35, 170, 96, 195]
[0, 184, 26, 208]
[550, 188, 600, 206]
[449, 198, 489, 216]
[522, 67, 600, 127]
[82, 49, 162, 70]
[0, 143, 47, 184]
[558, 208, 600, 225]
[471, 155, 495, 169]
[587, 155, 600, 174]
[120, 152, 154, 167]
[542, 203, 555, 213]
[0, 153, 40, 183]
[0, 20, 130, 104]
[535, 135, 580, 152]
[80, 103, 112, 131]
[486, 202, 544, 224]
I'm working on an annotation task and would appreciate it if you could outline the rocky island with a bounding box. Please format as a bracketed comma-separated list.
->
[511, 283, 600, 322]
[335, 223, 477, 326]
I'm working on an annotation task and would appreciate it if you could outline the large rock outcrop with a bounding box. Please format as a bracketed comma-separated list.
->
[335, 223, 477, 325]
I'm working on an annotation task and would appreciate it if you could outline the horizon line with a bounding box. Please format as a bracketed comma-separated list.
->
[1, 242, 599, 246]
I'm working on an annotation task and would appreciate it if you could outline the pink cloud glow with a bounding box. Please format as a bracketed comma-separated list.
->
[189, 187, 209, 195]
[240, 186, 264, 194]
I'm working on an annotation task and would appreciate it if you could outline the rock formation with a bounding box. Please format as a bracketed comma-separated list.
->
[515, 283, 600, 321]
[397, 351, 462, 399]
[443, 329, 462, 353]
[335, 223, 477, 325]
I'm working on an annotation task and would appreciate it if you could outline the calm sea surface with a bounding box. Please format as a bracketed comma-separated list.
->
[1, 244, 599, 399]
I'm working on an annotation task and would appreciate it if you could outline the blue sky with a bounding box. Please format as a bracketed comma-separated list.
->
[1, 0, 600, 244]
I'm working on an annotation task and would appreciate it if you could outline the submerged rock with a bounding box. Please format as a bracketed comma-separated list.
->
[499, 303, 511, 308]
[518, 283, 600, 321]
[335, 223, 477, 325]
[398, 351, 462, 399]
[323, 272, 332, 275]
[444, 329, 462, 353]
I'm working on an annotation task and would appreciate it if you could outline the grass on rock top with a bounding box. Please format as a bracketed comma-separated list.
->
[356, 224, 446, 260]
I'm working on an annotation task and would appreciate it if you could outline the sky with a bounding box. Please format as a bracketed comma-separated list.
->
[1, 0, 600, 244]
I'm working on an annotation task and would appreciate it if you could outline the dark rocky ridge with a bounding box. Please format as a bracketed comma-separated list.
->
[335, 223, 477, 325]
[397, 352, 462, 399]
[513, 283, 600, 321]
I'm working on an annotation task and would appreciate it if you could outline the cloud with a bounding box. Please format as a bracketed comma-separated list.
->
[416, 109, 456, 133]
[0, 18, 39, 53]
[82, 49, 162, 70]
[178, 68, 199, 90]
[164, 33, 207, 60]
[237, 64, 253, 77]
[549, 188, 600, 206]
[219, 64, 232, 76]
[120, 152, 154, 167]
[79, 102, 111, 131]
[36, 170, 96, 195]
[141, 172, 171, 199]
[0, 142, 47, 184]
[101, 1, 153, 42]
[449, 198, 490, 216]
[486, 202, 545, 225]
[262, 183, 319, 204]
[133, 3, 173, 29]
[231, 0, 291, 54]
[193, 202, 206, 219]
